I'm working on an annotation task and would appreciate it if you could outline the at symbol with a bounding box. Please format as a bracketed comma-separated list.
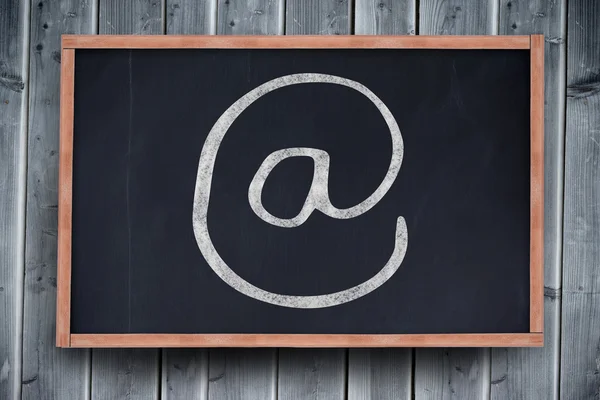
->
[193, 73, 408, 308]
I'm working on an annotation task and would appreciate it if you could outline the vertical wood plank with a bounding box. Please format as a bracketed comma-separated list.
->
[278, 349, 346, 400]
[560, 1, 600, 399]
[166, 0, 216, 34]
[415, 1, 496, 399]
[161, 1, 214, 398]
[419, 0, 497, 35]
[204, 1, 282, 399]
[349, 1, 415, 399]
[491, 2, 566, 399]
[208, 349, 276, 400]
[275, 3, 351, 399]
[217, 0, 283, 35]
[355, 0, 415, 35]
[22, 0, 95, 399]
[348, 349, 412, 400]
[415, 349, 489, 400]
[286, 0, 352, 35]
[91, 2, 162, 399]
[162, 350, 208, 400]
[99, 0, 164, 34]
[0, 0, 29, 399]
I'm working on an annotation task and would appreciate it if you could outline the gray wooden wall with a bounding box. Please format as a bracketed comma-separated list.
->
[0, 0, 597, 398]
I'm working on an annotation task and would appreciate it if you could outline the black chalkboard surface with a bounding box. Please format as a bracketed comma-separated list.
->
[58, 36, 544, 348]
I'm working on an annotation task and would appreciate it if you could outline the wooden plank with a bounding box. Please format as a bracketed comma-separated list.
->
[278, 4, 350, 399]
[99, 0, 163, 34]
[208, 349, 276, 400]
[70, 333, 543, 347]
[348, 349, 412, 400]
[530, 34, 545, 333]
[166, 0, 216, 34]
[56, 48, 74, 348]
[560, 0, 600, 399]
[206, 3, 281, 399]
[62, 35, 532, 49]
[90, 2, 161, 399]
[22, 0, 95, 398]
[415, 349, 490, 400]
[278, 349, 346, 400]
[415, 1, 496, 399]
[217, 0, 284, 35]
[492, 2, 566, 399]
[0, 0, 28, 399]
[286, 0, 351, 35]
[355, 0, 416, 35]
[161, 2, 213, 398]
[162, 350, 208, 400]
[91, 350, 159, 399]
[349, 2, 414, 398]
[419, 0, 497, 35]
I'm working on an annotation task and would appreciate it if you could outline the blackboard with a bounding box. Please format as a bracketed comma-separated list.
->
[57, 35, 544, 348]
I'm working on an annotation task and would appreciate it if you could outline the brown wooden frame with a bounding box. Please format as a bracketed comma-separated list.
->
[58, 35, 544, 348]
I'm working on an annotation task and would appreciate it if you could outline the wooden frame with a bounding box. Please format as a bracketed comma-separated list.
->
[58, 35, 544, 348]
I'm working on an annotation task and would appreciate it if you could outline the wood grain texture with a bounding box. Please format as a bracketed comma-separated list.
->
[278, 349, 346, 400]
[286, 0, 352, 34]
[62, 34, 532, 49]
[162, 350, 208, 400]
[22, 0, 95, 399]
[530, 34, 544, 333]
[56, 48, 74, 348]
[348, 349, 412, 400]
[419, 0, 497, 35]
[492, 296, 559, 399]
[217, 0, 283, 35]
[415, 349, 490, 400]
[91, 3, 160, 399]
[208, 349, 276, 400]
[99, 0, 163, 34]
[561, 0, 600, 399]
[415, 1, 497, 398]
[91, 350, 159, 400]
[492, 2, 566, 398]
[0, 0, 28, 399]
[349, 2, 414, 398]
[166, 0, 216, 34]
[355, 0, 415, 35]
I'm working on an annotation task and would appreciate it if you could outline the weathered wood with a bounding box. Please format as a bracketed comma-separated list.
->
[492, 296, 560, 399]
[22, 1, 95, 399]
[348, 349, 412, 400]
[561, 1, 600, 399]
[217, 0, 283, 35]
[415, 349, 490, 400]
[208, 349, 276, 399]
[91, 350, 158, 399]
[414, 1, 496, 398]
[161, 2, 213, 398]
[167, 0, 216, 34]
[349, 2, 414, 398]
[99, 0, 163, 34]
[491, 1, 566, 399]
[278, 349, 346, 400]
[162, 350, 208, 400]
[355, 0, 415, 35]
[0, 0, 28, 399]
[91, 2, 161, 399]
[286, 0, 351, 35]
[419, 0, 497, 35]
[276, 5, 350, 399]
